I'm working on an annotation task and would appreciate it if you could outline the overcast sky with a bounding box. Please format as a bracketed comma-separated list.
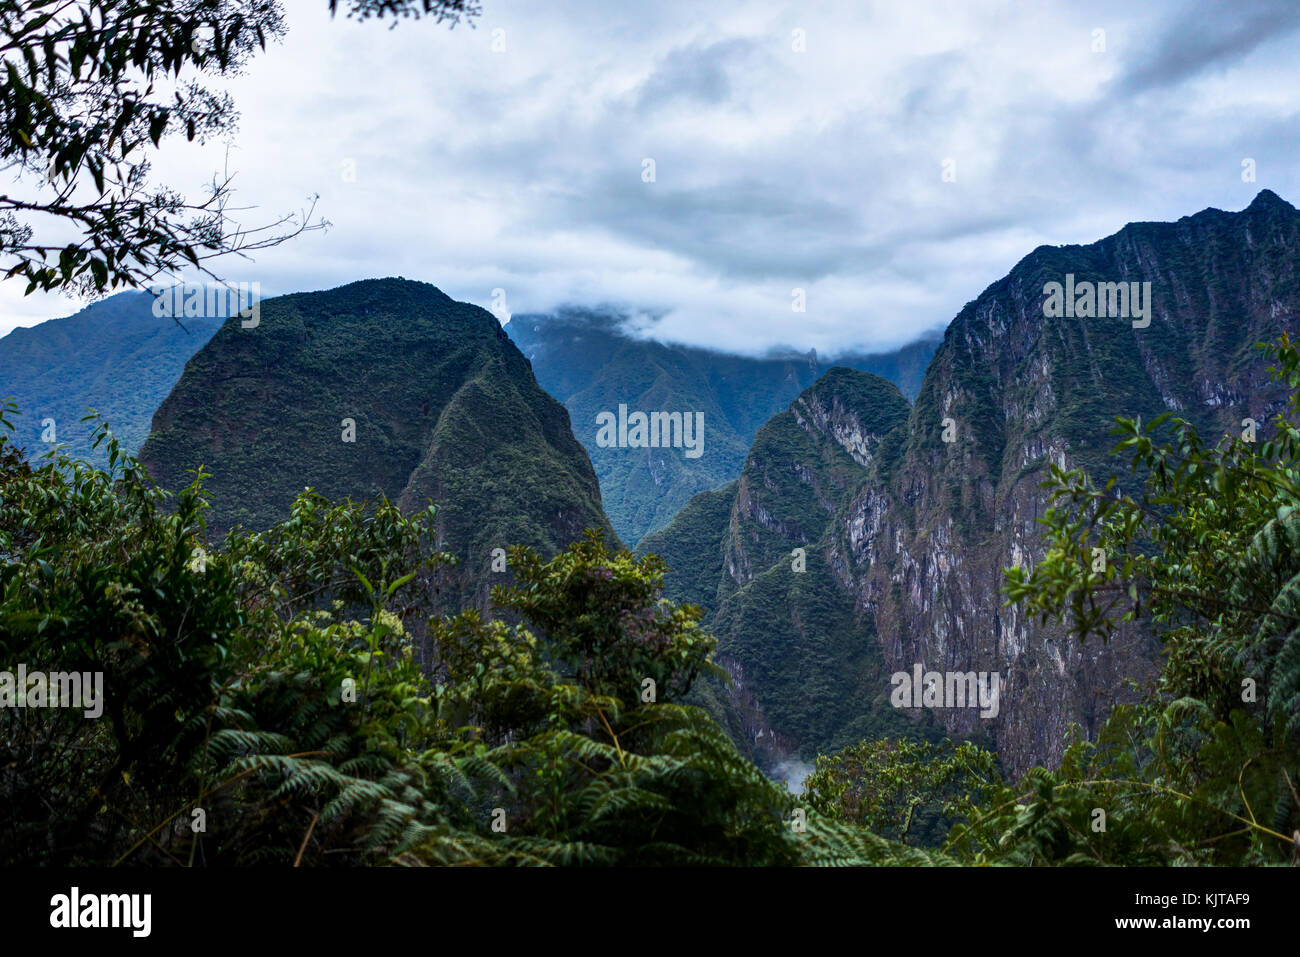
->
[1, 0, 1298, 354]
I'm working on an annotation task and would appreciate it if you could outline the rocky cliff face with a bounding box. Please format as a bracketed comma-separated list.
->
[833, 189, 1300, 775]
[639, 367, 924, 766]
[643, 191, 1300, 777]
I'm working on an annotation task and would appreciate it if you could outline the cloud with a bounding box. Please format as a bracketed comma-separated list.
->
[2, 0, 1298, 355]
[1112, 0, 1300, 96]
[632, 37, 756, 114]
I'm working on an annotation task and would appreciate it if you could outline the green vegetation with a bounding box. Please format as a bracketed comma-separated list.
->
[632, 482, 735, 610]
[977, 334, 1300, 864]
[139, 279, 618, 607]
[7, 331, 1300, 865]
[0, 405, 923, 866]
[711, 562, 921, 758]
[799, 332, 1300, 863]
[804, 739, 999, 847]
[639, 367, 916, 766]
[509, 309, 937, 544]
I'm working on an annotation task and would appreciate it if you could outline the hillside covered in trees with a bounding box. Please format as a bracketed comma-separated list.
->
[4, 324, 1300, 864]
[0, 292, 220, 468]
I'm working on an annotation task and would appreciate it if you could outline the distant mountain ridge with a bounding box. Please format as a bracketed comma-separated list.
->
[0, 288, 940, 558]
[507, 309, 939, 545]
[0, 292, 221, 467]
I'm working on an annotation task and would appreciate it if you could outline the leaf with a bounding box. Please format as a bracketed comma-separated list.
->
[386, 571, 416, 597]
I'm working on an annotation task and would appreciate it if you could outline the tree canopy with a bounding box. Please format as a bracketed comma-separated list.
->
[0, 403, 925, 865]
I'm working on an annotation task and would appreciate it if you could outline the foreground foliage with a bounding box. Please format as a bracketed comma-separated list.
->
[9, 335, 1300, 867]
[0, 401, 919, 865]
[1, 0, 474, 297]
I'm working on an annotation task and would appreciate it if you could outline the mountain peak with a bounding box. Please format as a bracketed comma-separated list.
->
[139, 280, 617, 606]
[328, 276, 453, 300]
[1246, 188, 1295, 213]
[800, 365, 909, 413]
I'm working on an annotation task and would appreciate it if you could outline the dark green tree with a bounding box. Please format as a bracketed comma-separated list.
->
[1, 403, 922, 866]
[803, 738, 999, 847]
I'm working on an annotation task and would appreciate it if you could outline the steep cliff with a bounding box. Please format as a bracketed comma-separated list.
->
[640, 367, 926, 765]
[140, 278, 617, 604]
[644, 190, 1300, 777]
[839, 189, 1300, 775]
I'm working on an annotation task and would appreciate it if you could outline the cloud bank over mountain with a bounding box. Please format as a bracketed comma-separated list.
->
[3, 0, 1297, 354]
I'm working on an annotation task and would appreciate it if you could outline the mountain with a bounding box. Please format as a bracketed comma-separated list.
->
[507, 309, 939, 545]
[139, 278, 617, 602]
[0, 291, 221, 467]
[637, 367, 952, 768]
[642, 190, 1300, 777]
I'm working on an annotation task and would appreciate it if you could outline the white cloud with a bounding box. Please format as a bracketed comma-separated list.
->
[2, 0, 1298, 352]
